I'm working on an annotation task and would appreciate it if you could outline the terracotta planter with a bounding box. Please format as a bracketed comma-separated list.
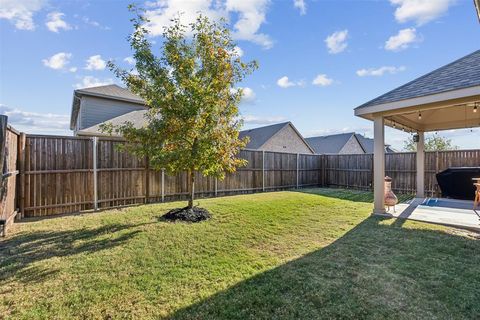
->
[384, 176, 398, 211]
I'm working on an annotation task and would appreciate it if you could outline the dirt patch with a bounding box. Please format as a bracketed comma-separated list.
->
[161, 207, 211, 223]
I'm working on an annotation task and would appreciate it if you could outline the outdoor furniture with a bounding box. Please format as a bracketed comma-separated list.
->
[474, 183, 480, 210]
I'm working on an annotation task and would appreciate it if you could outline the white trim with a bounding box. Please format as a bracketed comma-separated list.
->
[355, 86, 480, 116]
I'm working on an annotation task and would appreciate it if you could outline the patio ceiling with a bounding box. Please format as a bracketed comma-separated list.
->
[356, 93, 480, 133]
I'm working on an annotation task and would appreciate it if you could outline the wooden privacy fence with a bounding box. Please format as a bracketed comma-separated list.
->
[2, 124, 479, 220]
[0, 116, 20, 235]
[323, 150, 480, 195]
[21, 135, 323, 217]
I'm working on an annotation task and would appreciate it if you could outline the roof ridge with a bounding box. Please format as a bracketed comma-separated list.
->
[355, 49, 480, 110]
[306, 132, 355, 139]
[240, 121, 290, 132]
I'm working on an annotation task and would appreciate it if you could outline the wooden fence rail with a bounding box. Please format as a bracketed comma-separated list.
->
[1, 124, 479, 220]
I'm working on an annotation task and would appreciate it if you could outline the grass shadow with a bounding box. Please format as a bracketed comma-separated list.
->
[171, 216, 480, 319]
[0, 223, 144, 284]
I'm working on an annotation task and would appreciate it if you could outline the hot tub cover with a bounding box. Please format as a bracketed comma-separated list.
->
[436, 167, 480, 200]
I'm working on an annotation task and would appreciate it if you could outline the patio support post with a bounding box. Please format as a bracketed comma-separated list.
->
[373, 115, 386, 214]
[416, 131, 425, 198]
[92, 137, 98, 211]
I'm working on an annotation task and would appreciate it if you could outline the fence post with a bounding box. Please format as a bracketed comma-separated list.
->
[214, 177, 218, 197]
[434, 151, 439, 197]
[161, 168, 165, 202]
[370, 154, 374, 191]
[145, 156, 150, 204]
[17, 132, 26, 219]
[322, 155, 326, 187]
[0, 116, 6, 236]
[296, 153, 299, 189]
[262, 150, 265, 192]
[92, 137, 98, 211]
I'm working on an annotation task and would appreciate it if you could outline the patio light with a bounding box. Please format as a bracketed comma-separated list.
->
[474, 103, 478, 113]
[418, 112, 422, 120]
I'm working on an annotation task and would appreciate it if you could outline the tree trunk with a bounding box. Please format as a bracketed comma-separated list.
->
[188, 170, 195, 209]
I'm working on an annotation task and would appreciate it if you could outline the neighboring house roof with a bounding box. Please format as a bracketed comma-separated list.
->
[306, 132, 359, 154]
[239, 122, 315, 153]
[76, 110, 148, 136]
[306, 132, 396, 154]
[356, 50, 480, 110]
[70, 84, 144, 130]
[355, 134, 396, 153]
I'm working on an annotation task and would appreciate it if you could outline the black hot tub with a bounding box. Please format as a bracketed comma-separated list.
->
[436, 167, 480, 200]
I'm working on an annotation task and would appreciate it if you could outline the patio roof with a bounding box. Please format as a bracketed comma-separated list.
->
[355, 50, 480, 215]
[355, 50, 480, 132]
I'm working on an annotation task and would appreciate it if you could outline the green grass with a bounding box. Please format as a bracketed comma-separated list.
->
[1, 188, 479, 319]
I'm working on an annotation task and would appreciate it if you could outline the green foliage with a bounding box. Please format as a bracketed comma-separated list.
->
[403, 134, 458, 151]
[105, 5, 257, 206]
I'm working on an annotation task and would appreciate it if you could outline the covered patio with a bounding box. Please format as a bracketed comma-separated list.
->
[355, 50, 480, 228]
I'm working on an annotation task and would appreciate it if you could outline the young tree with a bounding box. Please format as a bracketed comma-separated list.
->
[403, 134, 458, 151]
[105, 6, 257, 212]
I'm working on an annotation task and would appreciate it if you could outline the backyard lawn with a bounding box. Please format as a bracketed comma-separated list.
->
[1, 188, 479, 319]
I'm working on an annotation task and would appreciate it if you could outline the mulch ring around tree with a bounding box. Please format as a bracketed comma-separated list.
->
[161, 207, 211, 223]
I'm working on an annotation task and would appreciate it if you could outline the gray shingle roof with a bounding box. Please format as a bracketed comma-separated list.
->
[306, 133, 396, 154]
[75, 84, 144, 104]
[356, 50, 480, 109]
[306, 133, 355, 154]
[77, 110, 148, 136]
[239, 122, 290, 149]
[355, 134, 396, 153]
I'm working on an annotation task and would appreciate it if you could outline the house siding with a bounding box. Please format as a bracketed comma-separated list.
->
[338, 135, 365, 154]
[76, 96, 146, 133]
[260, 125, 314, 154]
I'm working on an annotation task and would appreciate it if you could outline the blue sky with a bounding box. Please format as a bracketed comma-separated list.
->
[1, 0, 479, 150]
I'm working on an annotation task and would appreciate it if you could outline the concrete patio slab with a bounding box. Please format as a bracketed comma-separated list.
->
[376, 198, 480, 232]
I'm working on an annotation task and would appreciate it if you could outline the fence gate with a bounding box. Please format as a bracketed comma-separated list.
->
[0, 115, 20, 236]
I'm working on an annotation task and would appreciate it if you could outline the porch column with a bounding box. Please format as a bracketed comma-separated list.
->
[373, 115, 386, 214]
[416, 131, 425, 198]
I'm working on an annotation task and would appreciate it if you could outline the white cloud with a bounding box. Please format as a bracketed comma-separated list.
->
[82, 16, 110, 30]
[124, 56, 135, 65]
[390, 0, 455, 25]
[277, 76, 295, 88]
[242, 114, 287, 126]
[325, 30, 348, 54]
[144, 0, 273, 49]
[231, 86, 256, 103]
[293, 0, 306, 15]
[0, 104, 70, 135]
[45, 11, 71, 33]
[230, 46, 244, 57]
[312, 74, 333, 86]
[42, 52, 73, 70]
[0, 0, 45, 30]
[238, 87, 256, 103]
[356, 66, 406, 77]
[384, 28, 420, 51]
[75, 76, 114, 89]
[85, 55, 107, 70]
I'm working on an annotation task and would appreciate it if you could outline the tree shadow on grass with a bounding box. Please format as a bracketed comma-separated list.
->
[171, 216, 480, 320]
[0, 223, 144, 284]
